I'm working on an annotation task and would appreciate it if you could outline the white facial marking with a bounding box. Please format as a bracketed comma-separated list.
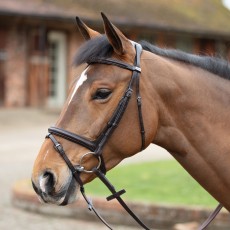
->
[68, 67, 88, 105]
[43, 150, 49, 162]
[40, 176, 49, 193]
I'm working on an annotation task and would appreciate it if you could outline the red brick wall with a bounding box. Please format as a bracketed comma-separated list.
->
[67, 30, 85, 86]
[0, 28, 7, 105]
[2, 23, 85, 108]
[1, 21, 230, 108]
[4, 26, 28, 107]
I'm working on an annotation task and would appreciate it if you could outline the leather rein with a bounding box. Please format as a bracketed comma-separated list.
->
[46, 43, 222, 229]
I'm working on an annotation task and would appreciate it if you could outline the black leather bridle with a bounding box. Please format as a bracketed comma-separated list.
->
[48, 43, 144, 175]
[46, 43, 222, 229]
[46, 43, 150, 229]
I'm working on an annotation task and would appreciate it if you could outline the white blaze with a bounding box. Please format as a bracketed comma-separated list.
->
[68, 67, 88, 105]
[43, 150, 49, 162]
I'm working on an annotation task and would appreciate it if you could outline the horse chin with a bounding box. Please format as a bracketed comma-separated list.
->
[58, 178, 80, 206]
[58, 190, 79, 206]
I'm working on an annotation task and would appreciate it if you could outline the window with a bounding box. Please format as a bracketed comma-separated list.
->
[49, 41, 58, 97]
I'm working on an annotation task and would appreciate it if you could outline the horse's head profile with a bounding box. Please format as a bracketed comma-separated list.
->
[31, 13, 158, 205]
[31, 11, 230, 228]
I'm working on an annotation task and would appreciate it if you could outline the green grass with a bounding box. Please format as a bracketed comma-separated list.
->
[85, 160, 218, 207]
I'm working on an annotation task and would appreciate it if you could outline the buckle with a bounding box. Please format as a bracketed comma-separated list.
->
[134, 66, 141, 73]
[137, 96, 142, 105]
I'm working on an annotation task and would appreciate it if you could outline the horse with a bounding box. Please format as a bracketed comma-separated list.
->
[32, 13, 230, 228]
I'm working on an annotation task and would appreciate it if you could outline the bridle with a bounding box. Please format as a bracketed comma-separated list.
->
[47, 43, 148, 229]
[48, 43, 144, 175]
[46, 43, 222, 229]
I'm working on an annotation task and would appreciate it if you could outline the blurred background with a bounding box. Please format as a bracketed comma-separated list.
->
[1, 0, 230, 229]
[1, 0, 230, 109]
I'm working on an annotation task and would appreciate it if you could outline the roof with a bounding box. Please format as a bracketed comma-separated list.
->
[1, 0, 230, 38]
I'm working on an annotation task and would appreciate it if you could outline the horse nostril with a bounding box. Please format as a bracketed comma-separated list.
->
[40, 171, 55, 195]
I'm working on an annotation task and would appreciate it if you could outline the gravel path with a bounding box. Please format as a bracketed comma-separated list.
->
[0, 108, 171, 230]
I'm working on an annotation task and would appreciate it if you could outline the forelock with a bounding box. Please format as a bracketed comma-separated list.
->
[73, 35, 113, 66]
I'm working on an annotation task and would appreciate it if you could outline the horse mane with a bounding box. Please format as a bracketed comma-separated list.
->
[74, 36, 113, 66]
[140, 40, 230, 80]
[73, 35, 230, 80]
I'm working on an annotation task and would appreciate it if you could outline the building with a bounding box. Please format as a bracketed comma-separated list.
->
[1, 0, 230, 107]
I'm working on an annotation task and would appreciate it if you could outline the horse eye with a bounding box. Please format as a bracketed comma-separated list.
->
[93, 89, 112, 100]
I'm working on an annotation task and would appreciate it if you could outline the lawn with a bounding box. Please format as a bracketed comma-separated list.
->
[85, 160, 218, 207]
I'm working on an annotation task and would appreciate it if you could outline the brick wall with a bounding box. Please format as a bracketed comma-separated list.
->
[4, 26, 28, 107]
[67, 29, 85, 85]
[2, 24, 84, 108]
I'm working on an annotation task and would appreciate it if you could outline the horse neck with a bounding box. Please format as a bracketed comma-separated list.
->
[142, 52, 230, 210]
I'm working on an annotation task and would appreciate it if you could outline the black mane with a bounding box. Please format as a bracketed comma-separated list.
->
[74, 35, 230, 80]
[140, 40, 230, 80]
[74, 36, 113, 66]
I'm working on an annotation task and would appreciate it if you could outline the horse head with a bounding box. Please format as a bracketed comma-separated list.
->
[31, 13, 158, 205]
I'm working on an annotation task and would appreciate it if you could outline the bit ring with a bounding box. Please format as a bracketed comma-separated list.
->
[78, 152, 101, 173]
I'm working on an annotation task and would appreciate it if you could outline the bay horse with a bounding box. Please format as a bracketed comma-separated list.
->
[32, 13, 230, 229]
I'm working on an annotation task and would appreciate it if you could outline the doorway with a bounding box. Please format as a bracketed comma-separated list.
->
[47, 32, 67, 108]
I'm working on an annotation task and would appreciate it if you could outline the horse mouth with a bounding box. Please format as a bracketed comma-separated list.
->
[32, 176, 79, 206]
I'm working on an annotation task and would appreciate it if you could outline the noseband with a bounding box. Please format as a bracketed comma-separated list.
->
[46, 43, 221, 229]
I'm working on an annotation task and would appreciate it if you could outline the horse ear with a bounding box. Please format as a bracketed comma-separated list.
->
[76, 17, 101, 40]
[101, 12, 130, 55]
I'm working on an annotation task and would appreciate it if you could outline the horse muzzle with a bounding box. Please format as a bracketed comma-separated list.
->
[31, 170, 79, 206]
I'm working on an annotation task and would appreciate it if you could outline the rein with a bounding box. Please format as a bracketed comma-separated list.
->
[46, 43, 222, 229]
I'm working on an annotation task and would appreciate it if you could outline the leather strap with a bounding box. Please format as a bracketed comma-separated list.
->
[47, 133, 83, 187]
[135, 72, 145, 150]
[198, 203, 223, 230]
[80, 186, 113, 230]
[94, 168, 150, 229]
[47, 133, 113, 229]
[47, 132, 150, 229]
[48, 127, 97, 152]
[88, 57, 141, 73]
